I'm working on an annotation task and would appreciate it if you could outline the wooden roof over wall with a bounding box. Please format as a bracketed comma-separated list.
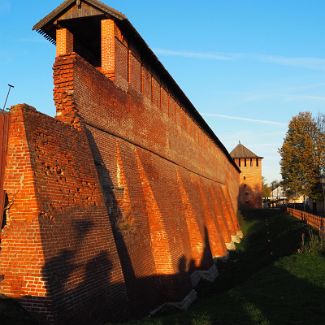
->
[33, 0, 240, 173]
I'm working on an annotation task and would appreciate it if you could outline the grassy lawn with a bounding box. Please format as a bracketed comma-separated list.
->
[114, 209, 325, 325]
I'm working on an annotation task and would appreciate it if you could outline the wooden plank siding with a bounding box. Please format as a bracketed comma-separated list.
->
[0, 113, 9, 230]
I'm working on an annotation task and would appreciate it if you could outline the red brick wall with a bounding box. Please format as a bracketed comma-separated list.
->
[54, 54, 238, 187]
[53, 53, 241, 310]
[0, 52, 241, 322]
[0, 105, 47, 317]
[1, 22, 241, 322]
[0, 105, 127, 323]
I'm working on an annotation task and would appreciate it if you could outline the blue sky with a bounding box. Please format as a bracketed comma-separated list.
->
[1, 0, 324, 183]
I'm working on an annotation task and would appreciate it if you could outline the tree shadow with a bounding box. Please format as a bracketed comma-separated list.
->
[239, 184, 262, 210]
[1, 124, 227, 324]
[85, 129, 215, 318]
[208, 209, 307, 294]
[164, 262, 325, 325]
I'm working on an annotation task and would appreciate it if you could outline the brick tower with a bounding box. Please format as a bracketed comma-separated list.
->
[230, 142, 263, 209]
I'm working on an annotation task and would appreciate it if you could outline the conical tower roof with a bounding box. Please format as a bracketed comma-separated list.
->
[230, 142, 262, 159]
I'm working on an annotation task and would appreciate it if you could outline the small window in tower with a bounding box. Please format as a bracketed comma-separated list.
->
[256, 159, 259, 167]
[244, 159, 247, 167]
[250, 158, 253, 167]
[243, 176, 246, 181]
[239, 158, 241, 167]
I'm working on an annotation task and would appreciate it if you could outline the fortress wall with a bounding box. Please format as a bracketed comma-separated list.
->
[53, 53, 241, 309]
[0, 105, 127, 323]
[54, 53, 239, 188]
[0, 3, 243, 323]
[0, 105, 48, 316]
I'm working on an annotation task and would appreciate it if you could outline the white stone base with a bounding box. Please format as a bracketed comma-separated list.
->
[237, 230, 244, 239]
[226, 241, 236, 250]
[190, 264, 219, 287]
[231, 234, 241, 244]
[149, 289, 197, 316]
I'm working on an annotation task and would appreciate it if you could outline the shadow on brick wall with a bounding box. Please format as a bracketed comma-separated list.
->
[239, 184, 262, 210]
[85, 129, 215, 317]
[0, 129, 219, 325]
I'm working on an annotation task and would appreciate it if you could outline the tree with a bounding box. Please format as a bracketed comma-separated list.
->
[279, 112, 324, 202]
[262, 177, 271, 199]
[316, 113, 325, 177]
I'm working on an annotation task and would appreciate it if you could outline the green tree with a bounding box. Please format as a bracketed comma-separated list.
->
[279, 112, 324, 202]
[316, 113, 325, 177]
[262, 177, 271, 199]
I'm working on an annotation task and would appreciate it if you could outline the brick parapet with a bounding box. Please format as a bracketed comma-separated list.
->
[53, 53, 239, 187]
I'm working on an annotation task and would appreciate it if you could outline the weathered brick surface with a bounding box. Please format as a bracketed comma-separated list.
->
[101, 19, 115, 80]
[53, 52, 241, 310]
[56, 28, 73, 57]
[54, 53, 238, 188]
[1, 7, 242, 322]
[0, 105, 127, 323]
[0, 105, 48, 318]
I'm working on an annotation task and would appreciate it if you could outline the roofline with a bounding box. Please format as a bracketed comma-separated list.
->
[232, 156, 264, 159]
[120, 20, 241, 173]
[33, 0, 241, 174]
[33, 0, 125, 31]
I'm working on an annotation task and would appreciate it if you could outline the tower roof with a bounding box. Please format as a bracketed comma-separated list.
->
[33, 0, 125, 42]
[230, 143, 262, 159]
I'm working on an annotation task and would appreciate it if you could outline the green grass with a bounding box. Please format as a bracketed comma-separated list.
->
[114, 209, 325, 325]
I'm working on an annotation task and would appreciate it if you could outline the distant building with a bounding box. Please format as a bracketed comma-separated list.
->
[270, 186, 286, 201]
[230, 142, 263, 209]
[268, 186, 287, 207]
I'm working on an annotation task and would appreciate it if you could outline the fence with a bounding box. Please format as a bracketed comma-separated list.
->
[286, 207, 324, 233]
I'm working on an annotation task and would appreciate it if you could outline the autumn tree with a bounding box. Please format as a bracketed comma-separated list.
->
[279, 112, 324, 202]
[262, 177, 271, 199]
[316, 113, 325, 176]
